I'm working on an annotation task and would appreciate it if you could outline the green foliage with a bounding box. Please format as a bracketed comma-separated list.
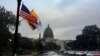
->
[45, 42, 61, 51]
[0, 6, 16, 51]
[18, 39, 61, 51]
[68, 25, 100, 50]
[18, 37, 34, 50]
[0, 6, 16, 30]
[17, 37, 35, 55]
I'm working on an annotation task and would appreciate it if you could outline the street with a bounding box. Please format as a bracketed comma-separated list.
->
[39, 51, 100, 56]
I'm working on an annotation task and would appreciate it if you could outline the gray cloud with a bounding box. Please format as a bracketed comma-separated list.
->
[1, 0, 100, 40]
[19, 0, 100, 40]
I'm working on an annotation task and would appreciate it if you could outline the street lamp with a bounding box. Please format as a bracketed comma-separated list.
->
[12, 0, 22, 56]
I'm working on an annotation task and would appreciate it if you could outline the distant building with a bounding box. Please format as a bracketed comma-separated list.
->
[42, 24, 74, 51]
[43, 24, 54, 38]
[43, 24, 54, 42]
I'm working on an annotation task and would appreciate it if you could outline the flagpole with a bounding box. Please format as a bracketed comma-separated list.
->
[12, 0, 22, 56]
[39, 32, 41, 39]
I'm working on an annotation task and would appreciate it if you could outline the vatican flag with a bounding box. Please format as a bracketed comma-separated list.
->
[31, 10, 42, 31]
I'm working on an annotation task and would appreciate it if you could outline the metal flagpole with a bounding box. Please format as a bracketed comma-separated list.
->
[12, 0, 22, 56]
[39, 32, 41, 39]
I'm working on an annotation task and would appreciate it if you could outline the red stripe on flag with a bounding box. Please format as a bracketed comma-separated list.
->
[20, 11, 37, 23]
[19, 11, 38, 29]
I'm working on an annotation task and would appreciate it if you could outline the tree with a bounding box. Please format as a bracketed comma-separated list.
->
[68, 25, 100, 50]
[0, 6, 16, 52]
[81, 25, 100, 50]
[18, 37, 35, 55]
[18, 37, 34, 50]
[45, 42, 61, 51]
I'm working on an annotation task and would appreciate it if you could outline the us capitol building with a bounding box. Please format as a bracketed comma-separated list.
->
[43, 24, 54, 42]
[42, 24, 73, 51]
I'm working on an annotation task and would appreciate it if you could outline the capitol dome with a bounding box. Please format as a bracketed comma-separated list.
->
[43, 24, 54, 39]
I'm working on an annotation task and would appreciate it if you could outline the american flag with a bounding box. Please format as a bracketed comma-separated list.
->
[19, 4, 37, 30]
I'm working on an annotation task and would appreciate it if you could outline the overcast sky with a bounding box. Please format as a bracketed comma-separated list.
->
[0, 0, 100, 40]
